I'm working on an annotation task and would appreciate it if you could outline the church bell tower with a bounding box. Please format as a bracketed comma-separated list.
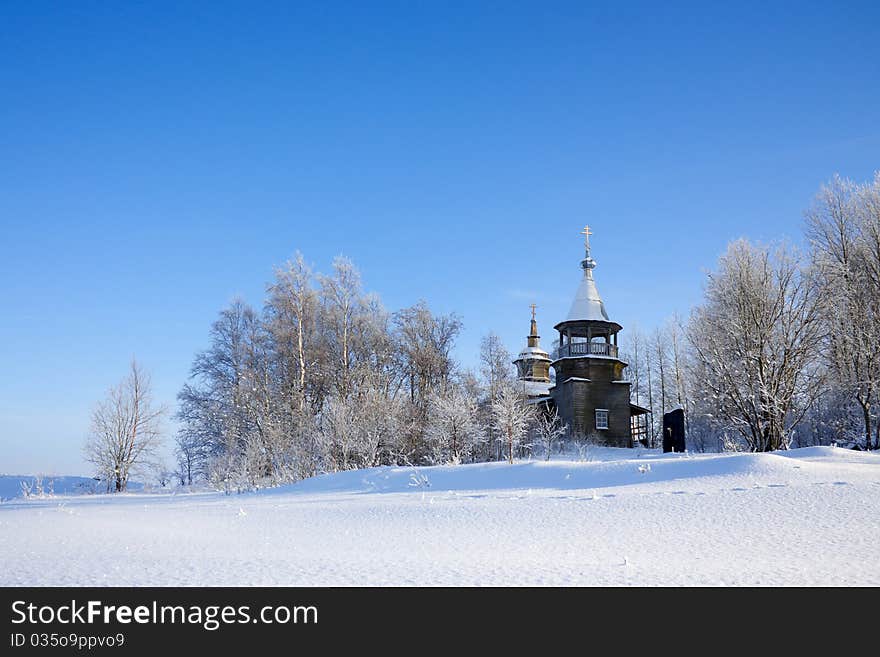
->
[549, 227, 638, 446]
[513, 305, 553, 397]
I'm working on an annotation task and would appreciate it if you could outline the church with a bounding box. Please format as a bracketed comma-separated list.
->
[512, 227, 650, 448]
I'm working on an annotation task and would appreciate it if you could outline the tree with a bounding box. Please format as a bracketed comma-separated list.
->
[492, 384, 535, 464]
[177, 251, 469, 488]
[650, 327, 670, 434]
[807, 173, 880, 450]
[480, 332, 513, 459]
[688, 239, 823, 452]
[425, 388, 484, 464]
[480, 332, 513, 402]
[267, 251, 318, 414]
[85, 360, 165, 492]
[667, 315, 691, 433]
[318, 256, 365, 397]
[534, 406, 567, 460]
[174, 430, 209, 485]
[395, 301, 462, 407]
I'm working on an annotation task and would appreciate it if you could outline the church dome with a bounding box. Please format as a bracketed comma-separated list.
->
[554, 225, 621, 332]
[513, 305, 552, 386]
[564, 269, 610, 322]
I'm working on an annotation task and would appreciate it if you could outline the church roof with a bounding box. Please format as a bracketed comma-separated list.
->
[513, 304, 552, 364]
[563, 270, 610, 323]
[560, 226, 614, 324]
[516, 345, 551, 361]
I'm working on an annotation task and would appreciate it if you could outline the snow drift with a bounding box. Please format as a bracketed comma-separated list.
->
[2, 447, 879, 586]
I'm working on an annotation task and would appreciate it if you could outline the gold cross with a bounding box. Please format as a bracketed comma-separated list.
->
[530, 303, 537, 321]
[581, 225, 592, 246]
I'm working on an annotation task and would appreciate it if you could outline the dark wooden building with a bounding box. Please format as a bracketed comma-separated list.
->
[515, 227, 650, 447]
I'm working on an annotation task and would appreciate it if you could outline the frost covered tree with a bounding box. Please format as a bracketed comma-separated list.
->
[395, 301, 462, 407]
[393, 301, 462, 461]
[267, 251, 319, 414]
[425, 388, 484, 464]
[174, 430, 210, 485]
[807, 173, 880, 450]
[480, 332, 514, 459]
[492, 384, 535, 464]
[534, 406, 567, 460]
[688, 239, 823, 451]
[85, 360, 165, 492]
[176, 299, 268, 484]
[178, 252, 468, 487]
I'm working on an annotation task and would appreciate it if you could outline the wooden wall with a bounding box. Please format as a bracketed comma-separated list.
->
[551, 356, 632, 447]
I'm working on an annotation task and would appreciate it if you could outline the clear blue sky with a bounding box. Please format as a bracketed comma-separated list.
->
[2, 1, 878, 475]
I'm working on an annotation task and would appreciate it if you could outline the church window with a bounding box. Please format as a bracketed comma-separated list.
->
[595, 409, 609, 430]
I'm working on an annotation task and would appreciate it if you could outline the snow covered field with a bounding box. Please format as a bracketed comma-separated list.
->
[2, 447, 879, 586]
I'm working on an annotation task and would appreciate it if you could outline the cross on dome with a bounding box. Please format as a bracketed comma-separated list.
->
[580, 225, 592, 248]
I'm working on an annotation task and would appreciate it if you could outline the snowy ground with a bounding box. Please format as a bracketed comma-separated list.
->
[2, 447, 879, 586]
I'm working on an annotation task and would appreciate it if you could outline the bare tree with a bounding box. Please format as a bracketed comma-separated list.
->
[85, 360, 166, 492]
[667, 314, 691, 434]
[174, 430, 209, 485]
[426, 388, 484, 464]
[807, 173, 880, 450]
[267, 251, 318, 413]
[492, 384, 535, 464]
[395, 301, 462, 406]
[480, 332, 513, 459]
[688, 239, 823, 452]
[480, 332, 513, 402]
[651, 327, 670, 430]
[318, 256, 365, 397]
[534, 406, 567, 460]
[623, 326, 646, 406]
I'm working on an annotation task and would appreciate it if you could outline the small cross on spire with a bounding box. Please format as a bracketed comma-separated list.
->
[580, 225, 592, 248]
[579, 224, 597, 273]
[530, 303, 537, 321]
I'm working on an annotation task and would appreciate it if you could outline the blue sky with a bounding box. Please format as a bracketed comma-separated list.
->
[2, 1, 878, 475]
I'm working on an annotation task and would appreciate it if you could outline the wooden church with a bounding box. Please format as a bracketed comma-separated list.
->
[513, 227, 650, 447]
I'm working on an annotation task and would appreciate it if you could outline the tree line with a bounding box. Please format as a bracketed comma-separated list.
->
[621, 173, 880, 453]
[171, 254, 566, 491]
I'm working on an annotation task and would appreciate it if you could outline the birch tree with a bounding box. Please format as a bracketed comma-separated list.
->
[492, 384, 535, 464]
[807, 173, 880, 450]
[267, 251, 318, 414]
[318, 256, 364, 398]
[688, 239, 823, 451]
[85, 360, 165, 492]
[480, 332, 513, 402]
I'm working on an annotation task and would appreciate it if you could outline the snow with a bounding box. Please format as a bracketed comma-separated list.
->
[564, 269, 611, 323]
[518, 380, 553, 397]
[2, 447, 879, 586]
